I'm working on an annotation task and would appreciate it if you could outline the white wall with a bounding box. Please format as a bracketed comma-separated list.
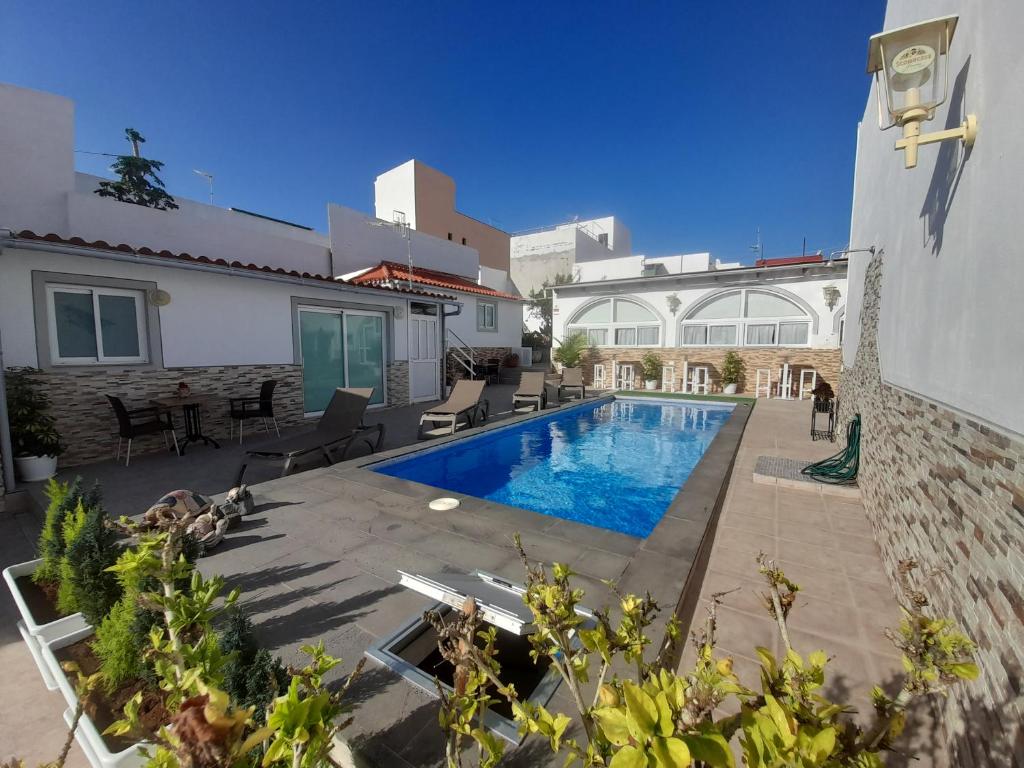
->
[576, 255, 644, 282]
[478, 264, 519, 296]
[844, 1, 1024, 434]
[0, 246, 411, 368]
[374, 161, 418, 229]
[553, 269, 847, 349]
[445, 295, 522, 349]
[0, 84, 74, 235]
[328, 203, 480, 280]
[68, 174, 331, 275]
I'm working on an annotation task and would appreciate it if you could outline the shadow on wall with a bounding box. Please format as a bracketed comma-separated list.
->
[920, 57, 973, 257]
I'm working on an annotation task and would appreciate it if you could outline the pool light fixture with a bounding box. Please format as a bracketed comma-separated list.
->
[867, 15, 977, 168]
[428, 497, 460, 511]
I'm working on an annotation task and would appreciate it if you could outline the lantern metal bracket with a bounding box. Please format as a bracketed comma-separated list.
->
[894, 113, 977, 168]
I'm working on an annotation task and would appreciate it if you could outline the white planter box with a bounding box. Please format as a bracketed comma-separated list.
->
[44, 627, 150, 768]
[3, 559, 89, 644]
[17, 619, 59, 691]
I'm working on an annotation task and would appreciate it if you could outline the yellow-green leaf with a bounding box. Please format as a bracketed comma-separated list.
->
[653, 691, 674, 737]
[609, 745, 647, 768]
[810, 727, 836, 762]
[651, 736, 690, 768]
[683, 732, 734, 768]
[593, 707, 632, 747]
[948, 662, 979, 680]
[623, 680, 658, 740]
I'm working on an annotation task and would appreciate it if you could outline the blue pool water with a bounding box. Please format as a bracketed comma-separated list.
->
[373, 398, 732, 537]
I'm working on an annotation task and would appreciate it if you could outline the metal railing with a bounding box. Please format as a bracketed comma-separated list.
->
[446, 328, 475, 378]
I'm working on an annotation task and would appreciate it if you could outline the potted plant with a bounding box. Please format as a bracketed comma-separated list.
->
[552, 331, 588, 370]
[721, 351, 744, 394]
[640, 351, 662, 390]
[6, 367, 64, 481]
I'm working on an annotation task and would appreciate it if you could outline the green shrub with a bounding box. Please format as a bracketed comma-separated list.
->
[55, 501, 88, 615]
[553, 331, 589, 369]
[65, 503, 123, 625]
[640, 351, 662, 382]
[34, 479, 101, 585]
[5, 367, 63, 458]
[721, 350, 744, 385]
[93, 596, 146, 692]
[219, 609, 288, 723]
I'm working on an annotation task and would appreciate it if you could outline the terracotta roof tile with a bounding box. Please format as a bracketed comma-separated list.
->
[10, 231, 456, 300]
[350, 260, 522, 300]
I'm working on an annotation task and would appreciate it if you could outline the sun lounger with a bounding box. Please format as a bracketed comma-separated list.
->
[417, 379, 489, 439]
[558, 367, 585, 400]
[512, 371, 548, 412]
[233, 388, 385, 484]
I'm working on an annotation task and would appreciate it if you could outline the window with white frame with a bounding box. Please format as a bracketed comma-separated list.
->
[680, 289, 811, 347]
[566, 297, 661, 347]
[477, 300, 497, 331]
[45, 284, 149, 364]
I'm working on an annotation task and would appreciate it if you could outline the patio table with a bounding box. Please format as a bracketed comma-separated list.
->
[150, 394, 221, 454]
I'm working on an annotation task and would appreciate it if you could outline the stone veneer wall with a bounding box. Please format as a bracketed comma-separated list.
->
[385, 361, 410, 407]
[32, 365, 306, 467]
[576, 347, 842, 395]
[445, 346, 516, 383]
[839, 253, 1023, 767]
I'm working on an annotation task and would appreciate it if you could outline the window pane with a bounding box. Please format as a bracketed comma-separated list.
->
[573, 300, 611, 324]
[614, 299, 656, 322]
[615, 327, 637, 345]
[98, 294, 141, 358]
[745, 324, 776, 345]
[745, 291, 805, 318]
[53, 291, 98, 359]
[345, 314, 385, 405]
[778, 321, 809, 345]
[637, 326, 659, 345]
[689, 292, 742, 320]
[587, 328, 607, 346]
[708, 325, 737, 345]
[682, 325, 707, 345]
[299, 310, 345, 413]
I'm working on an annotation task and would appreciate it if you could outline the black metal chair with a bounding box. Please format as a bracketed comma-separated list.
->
[105, 394, 179, 467]
[228, 379, 279, 443]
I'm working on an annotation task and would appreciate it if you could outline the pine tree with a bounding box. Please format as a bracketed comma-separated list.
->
[94, 128, 179, 210]
[65, 502, 122, 625]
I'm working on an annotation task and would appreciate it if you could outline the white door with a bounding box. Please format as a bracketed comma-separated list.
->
[409, 314, 440, 402]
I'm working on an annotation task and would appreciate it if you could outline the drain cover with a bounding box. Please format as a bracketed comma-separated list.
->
[428, 497, 460, 511]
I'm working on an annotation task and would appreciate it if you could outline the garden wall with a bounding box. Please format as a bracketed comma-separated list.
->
[575, 347, 842, 394]
[839, 254, 1023, 767]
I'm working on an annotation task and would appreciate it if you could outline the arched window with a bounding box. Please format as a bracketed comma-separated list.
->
[567, 297, 661, 347]
[680, 289, 811, 347]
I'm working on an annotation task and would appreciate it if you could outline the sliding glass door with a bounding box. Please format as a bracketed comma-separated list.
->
[344, 312, 385, 405]
[298, 307, 386, 414]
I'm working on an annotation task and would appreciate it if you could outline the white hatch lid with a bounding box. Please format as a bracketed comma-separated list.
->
[398, 570, 535, 635]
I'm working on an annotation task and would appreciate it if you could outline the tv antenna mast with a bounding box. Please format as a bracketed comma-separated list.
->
[750, 227, 764, 262]
[193, 169, 214, 205]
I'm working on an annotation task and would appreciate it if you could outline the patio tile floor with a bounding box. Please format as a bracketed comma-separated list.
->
[682, 398, 943, 767]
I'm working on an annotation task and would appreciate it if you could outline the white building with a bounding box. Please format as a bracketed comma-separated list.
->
[0, 83, 522, 475]
[551, 253, 848, 394]
[838, 4, 1023, 761]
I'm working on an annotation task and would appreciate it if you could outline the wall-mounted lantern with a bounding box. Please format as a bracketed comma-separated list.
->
[867, 15, 977, 169]
[823, 285, 841, 311]
[666, 293, 681, 316]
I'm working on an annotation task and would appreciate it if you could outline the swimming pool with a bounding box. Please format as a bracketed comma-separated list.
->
[372, 397, 733, 537]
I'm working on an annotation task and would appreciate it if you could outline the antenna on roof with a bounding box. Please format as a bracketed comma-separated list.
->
[392, 211, 413, 291]
[750, 227, 763, 263]
[193, 169, 214, 205]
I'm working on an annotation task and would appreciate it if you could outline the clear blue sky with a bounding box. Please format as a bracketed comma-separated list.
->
[4, 1, 885, 262]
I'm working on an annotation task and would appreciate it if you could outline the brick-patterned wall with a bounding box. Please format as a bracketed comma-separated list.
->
[573, 347, 842, 395]
[445, 346, 516, 383]
[31, 365, 305, 468]
[839, 253, 1023, 767]
[386, 361, 410, 407]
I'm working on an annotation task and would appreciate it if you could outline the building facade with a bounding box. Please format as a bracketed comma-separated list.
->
[0, 84, 522, 478]
[374, 159, 511, 272]
[552, 255, 847, 394]
[839, 3, 1024, 764]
